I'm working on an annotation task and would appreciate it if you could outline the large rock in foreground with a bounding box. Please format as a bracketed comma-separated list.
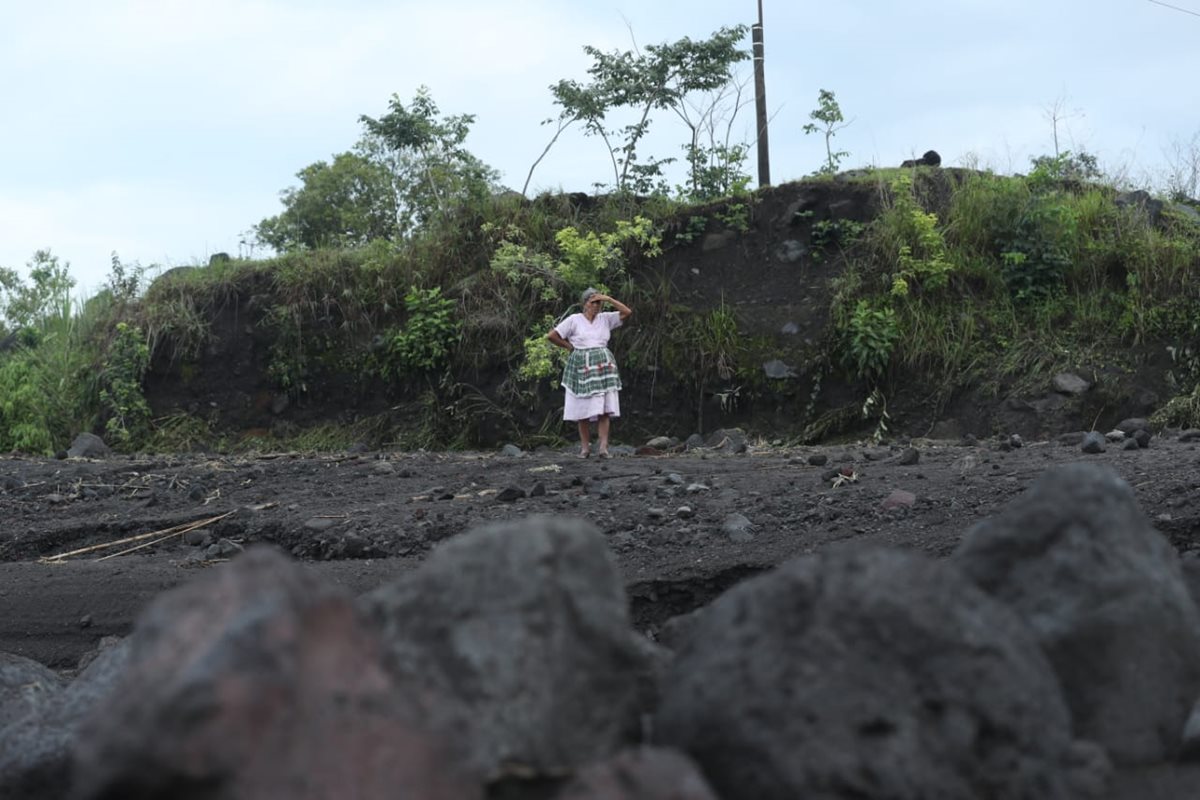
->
[0, 640, 131, 800]
[0, 652, 64, 724]
[655, 548, 1103, 800]
[954, 462, 1200, 764]
[71, 547, 478, 800]
[362, 515, 654, 778]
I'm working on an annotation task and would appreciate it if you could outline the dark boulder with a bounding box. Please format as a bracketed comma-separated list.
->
[361, 515, 657, 779]
[900, 149, 941, 168]
[65, 433, 110, 459]
[0, 639, 132, 800]
[954, 463, 1200, 764]
[70, 547, 478, 800]
[0, 652, 64, 724]
[655, 548, 1101, 800]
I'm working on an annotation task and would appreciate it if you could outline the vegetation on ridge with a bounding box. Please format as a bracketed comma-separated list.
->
[2, 22, 1200, 455]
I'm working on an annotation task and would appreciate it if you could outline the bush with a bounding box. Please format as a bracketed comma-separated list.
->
[100, 322, 151, 449]
[842, 300, 899, 381]
[379, 286, 460, 376]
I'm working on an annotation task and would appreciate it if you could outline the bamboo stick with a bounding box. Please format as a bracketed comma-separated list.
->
[40, 511, 235, 563]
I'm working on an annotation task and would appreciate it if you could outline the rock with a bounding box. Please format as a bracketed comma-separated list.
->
[774, 240, 808, 264]
[1122, 438, 1140, 451]
[371, 460, 395, 475]
[66, 433, 110, 460]
[1081, 431, 1107, 453]
[647, 508, 666, 521]
[500, 443, 525, 458]
[890, 447, 920, 466]
[304, 517, 338, 532]
[862, 447, 890, 461]
[1179, 429, 1200, 443]
[204, 537, 244, 559]
[529, 481, 546, 498]
[1117, 418, 1152, 436]
[685, 483, 709, 494]
[495, 486, 526, 502]
[762, 360, 797, 379]
[722, 513, 755, 543]
[655, 548, 1096, 800]
[665, 473, 685, 486]
[953, 463, 1200, 764]
[1009, 433, 1024, 449]
[1134, 429, 1152, 449]
[181, 532, 212, 551]
[780, 321, 800, 335]
[1052, 373, 1092, 395]
[806, 453, 828, 467]
[556, 747, 719, 800]
[0, 639, 132, 800]
[0, 652, 64, 725]
[684, 434, 705, 450]
[880, 488, 917, 510]
[1116, 190, 1165, 225]
[360, 516, 654, 778]
[69, 547, 477, 800]
[645, 436, 675, 450]
[704, 428, 747, 454]
[676, 506, 695, 519]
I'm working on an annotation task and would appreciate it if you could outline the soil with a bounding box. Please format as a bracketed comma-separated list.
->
[5, 434, 1200, 798]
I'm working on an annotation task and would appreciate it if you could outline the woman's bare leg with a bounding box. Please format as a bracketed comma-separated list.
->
[597, 414, 610, 455]
[577, 420, 591, 456]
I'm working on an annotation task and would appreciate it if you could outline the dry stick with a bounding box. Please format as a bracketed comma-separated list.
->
[40, 511, 235, 563]
[97, 529, 197, 561]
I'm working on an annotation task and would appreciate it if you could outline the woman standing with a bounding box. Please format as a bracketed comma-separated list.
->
[547, 287, 633, 458]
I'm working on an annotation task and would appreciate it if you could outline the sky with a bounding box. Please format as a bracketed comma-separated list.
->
[2, 0, 1198, 294]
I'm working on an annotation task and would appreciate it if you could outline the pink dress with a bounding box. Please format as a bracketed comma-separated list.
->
[554, 311, 624, 421]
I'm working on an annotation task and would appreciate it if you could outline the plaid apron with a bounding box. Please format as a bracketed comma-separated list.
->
[561, 347, 622, 397]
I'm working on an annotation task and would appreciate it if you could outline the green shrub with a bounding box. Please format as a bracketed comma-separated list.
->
[869, 175, 955, 296]
[842, 299, 899, 380]
[379, 286, 460, 376]
[0, 355, 55, 453]
[100, 322, 151, 449]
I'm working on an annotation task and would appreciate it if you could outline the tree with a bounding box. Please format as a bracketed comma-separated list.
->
[675, 69, 754, 200]
[525, 25, 750, 196]
[0, 250, 75, 333]
[359, 86, 499, 235]
[803, 89, 851, 175]
[256, 87, 498, 252]
[255, 152, 397, 252]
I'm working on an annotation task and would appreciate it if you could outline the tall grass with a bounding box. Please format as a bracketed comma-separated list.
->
[0, 291, 105, 452]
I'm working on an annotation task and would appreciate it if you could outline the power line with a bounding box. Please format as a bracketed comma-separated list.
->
[1147, 0, 1200, 18]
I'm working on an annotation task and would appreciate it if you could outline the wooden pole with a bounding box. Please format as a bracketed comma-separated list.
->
[753, 0, 771, 187]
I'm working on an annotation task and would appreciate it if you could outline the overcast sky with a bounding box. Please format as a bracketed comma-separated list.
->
[2, 0, 1198, 293]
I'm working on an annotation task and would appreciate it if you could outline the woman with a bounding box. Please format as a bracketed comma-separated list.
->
[547, 287, 633, 458]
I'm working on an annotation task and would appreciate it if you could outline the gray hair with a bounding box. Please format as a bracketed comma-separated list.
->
[580, 287, 599, 306]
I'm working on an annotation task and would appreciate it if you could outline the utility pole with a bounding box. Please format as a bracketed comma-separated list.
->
[752, 0, 771, 187]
